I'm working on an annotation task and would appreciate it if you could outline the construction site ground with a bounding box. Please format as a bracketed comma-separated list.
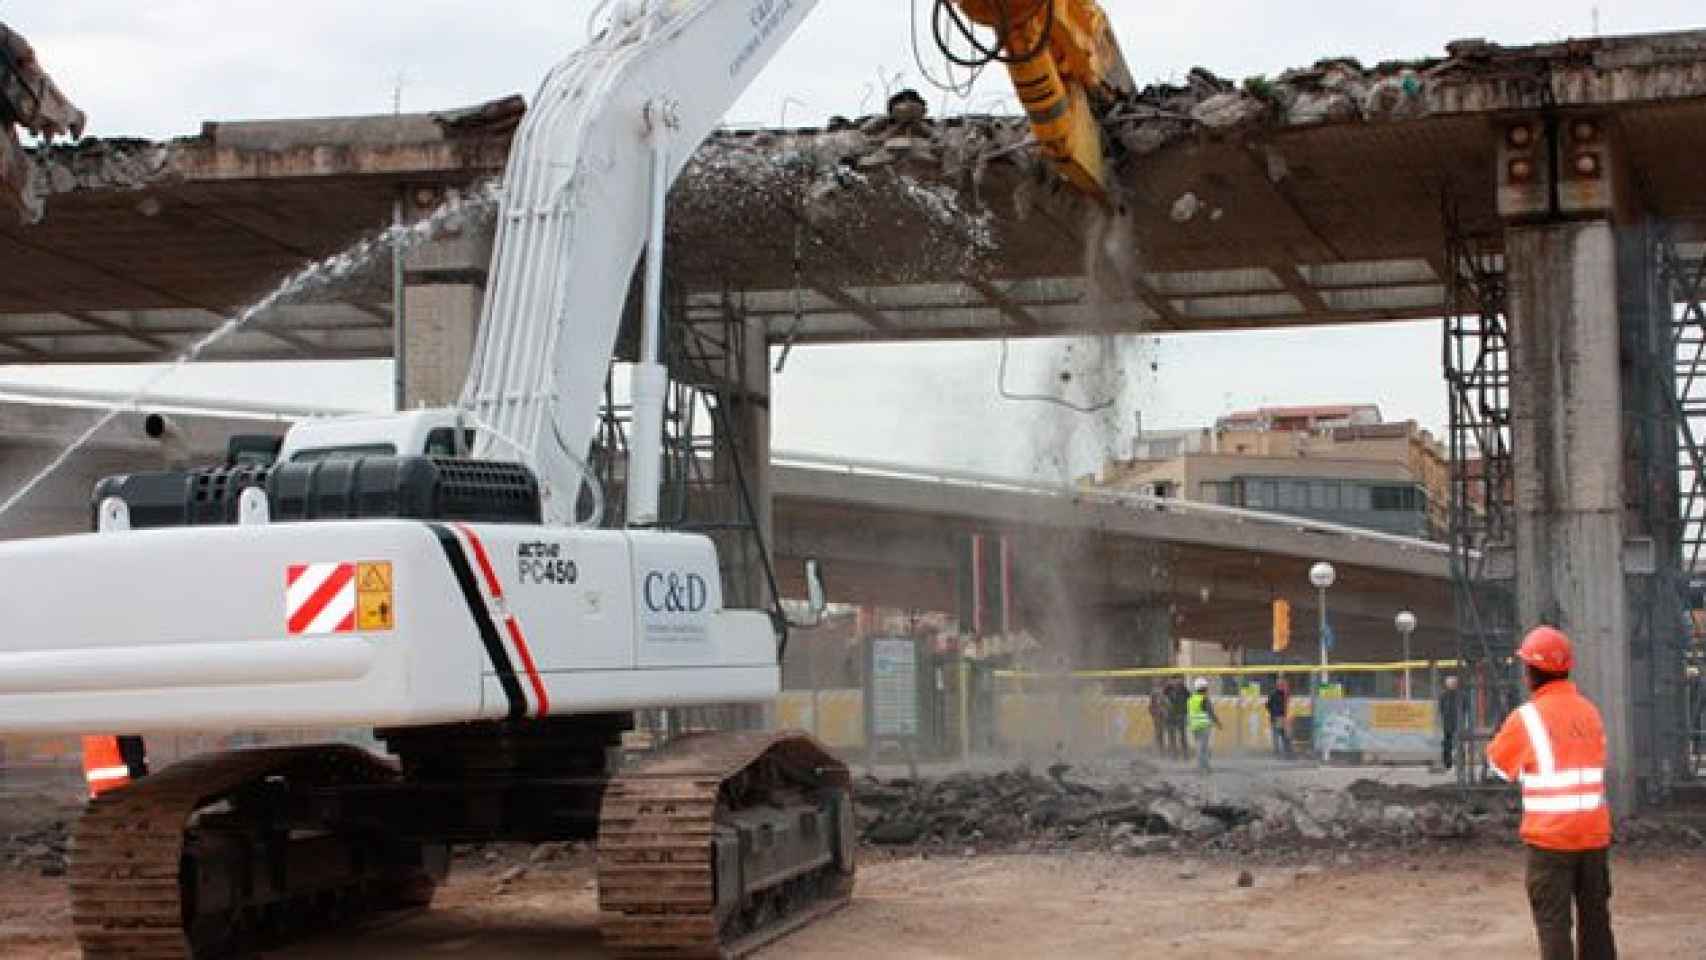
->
[6, 756, 1706, 958]
[6, 846, 1706, 958]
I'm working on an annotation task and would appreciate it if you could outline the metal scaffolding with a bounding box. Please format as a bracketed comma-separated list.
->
[1624, 224, 1690, 797]
[1660, 234, 1706, 582]
[1654, 230, 1706, 779]
[592, 283, 771, 582]
[1443, 216, 1706, 797]
[1441, 210, 1519, 786]
[593, 278, 780, 744]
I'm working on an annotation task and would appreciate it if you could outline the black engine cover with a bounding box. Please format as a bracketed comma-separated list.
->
[92, 456, 543, 530]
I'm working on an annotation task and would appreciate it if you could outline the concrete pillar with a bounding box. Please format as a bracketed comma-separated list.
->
[1506, 219, 1637, 812]
[399, 185, 493, 409]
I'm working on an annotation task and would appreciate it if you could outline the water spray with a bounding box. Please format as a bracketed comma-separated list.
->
[0, 184, 500, 522]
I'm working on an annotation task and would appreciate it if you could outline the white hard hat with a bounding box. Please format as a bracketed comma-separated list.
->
[1193, 677, 1209, 691]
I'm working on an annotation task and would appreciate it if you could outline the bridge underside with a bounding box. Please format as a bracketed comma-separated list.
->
[2, 32, 1704, 362]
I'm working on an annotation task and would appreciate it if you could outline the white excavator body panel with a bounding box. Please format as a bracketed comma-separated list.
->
[0, 520, 777, 733]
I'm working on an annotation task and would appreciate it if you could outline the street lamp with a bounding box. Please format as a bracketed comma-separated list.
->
[1395, 610, 1418, 699]
[1310, 561, 1336, 689]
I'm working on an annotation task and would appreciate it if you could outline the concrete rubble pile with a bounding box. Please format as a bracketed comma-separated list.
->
[850, 763, 1706, 860]
[688, 45, 1489, 206]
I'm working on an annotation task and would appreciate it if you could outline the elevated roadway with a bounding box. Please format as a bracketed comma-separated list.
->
[0, 401, 1451, 665]
[0, 31, 1702, 361]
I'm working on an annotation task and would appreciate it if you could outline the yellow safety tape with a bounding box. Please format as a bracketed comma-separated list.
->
[993, 660, 1459, 680]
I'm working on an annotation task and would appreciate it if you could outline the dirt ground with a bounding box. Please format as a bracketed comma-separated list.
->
[6, 846, 1706, 958]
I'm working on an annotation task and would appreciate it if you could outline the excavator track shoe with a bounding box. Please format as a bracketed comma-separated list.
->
[69, 744, 442, 959]
[597, 731, 854, 959]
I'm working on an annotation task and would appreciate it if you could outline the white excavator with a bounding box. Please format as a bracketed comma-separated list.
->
[0, 2, 1134, 956]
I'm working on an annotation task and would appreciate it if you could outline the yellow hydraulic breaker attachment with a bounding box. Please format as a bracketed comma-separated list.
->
[946, 0, 1135, 202]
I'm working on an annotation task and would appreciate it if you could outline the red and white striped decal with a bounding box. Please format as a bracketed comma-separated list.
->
[286, 562, 357, 635]
[453, 523, 551, 717]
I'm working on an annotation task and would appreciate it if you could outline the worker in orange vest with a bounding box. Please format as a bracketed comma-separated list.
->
[1487, 626, 1615, 960]
[79, 735, 147, 799]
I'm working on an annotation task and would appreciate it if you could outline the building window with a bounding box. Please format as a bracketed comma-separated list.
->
[1371, 485, 1419, 511]
[1312, 482, 1342, 510]
[1348, 485, 1373, 511]
[1247, 480, 1276, 508]
[1202, 481, 1245, 506]
[425, 428, 458, 456]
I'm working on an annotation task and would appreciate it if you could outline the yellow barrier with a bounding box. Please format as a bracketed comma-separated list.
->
[776, 689, 866, 749]
[993, 689, 1437, 756]
[995, 660, 1459, 681]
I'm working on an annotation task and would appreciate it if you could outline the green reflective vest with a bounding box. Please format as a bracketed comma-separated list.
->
[1187, 692, 1213, 732]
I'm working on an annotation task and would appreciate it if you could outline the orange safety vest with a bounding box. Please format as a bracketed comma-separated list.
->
[1486, 680, 1613, 851]
[80, 735, 131, 798]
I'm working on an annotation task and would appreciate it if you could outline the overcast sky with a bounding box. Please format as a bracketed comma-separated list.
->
[5, 2, 1702, 479]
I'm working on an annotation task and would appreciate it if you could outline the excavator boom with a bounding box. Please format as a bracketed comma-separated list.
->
[948, 0, 1134, 201]
[0, 21, 85, 224]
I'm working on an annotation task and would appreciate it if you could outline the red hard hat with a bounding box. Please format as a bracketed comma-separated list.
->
[1518, 625, 1574, 672]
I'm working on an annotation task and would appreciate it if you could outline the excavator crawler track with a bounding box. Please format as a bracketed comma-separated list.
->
[598, 731, 855, 959]
[69, 744, 436, 959]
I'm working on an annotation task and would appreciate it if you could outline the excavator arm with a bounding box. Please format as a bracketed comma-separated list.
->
[945, 0, 1134, 201]
[0, 21, 85, 224]
[464, 0, 1133, 518]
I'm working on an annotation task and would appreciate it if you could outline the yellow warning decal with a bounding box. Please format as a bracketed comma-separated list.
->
[357, 561, 394, 631]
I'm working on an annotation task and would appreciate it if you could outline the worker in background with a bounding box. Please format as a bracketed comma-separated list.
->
[1438, 675, 1462, 771]
[1164, 678, 1190, 761]
[1486, 626, 1615, 960]
[1266, 679, 1291, 758]
[80, 735, 146, 799]
[1187, 677, 1223, 773]
[1147, 682, 1169, 757]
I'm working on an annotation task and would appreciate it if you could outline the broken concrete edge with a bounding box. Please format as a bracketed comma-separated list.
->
[681, 29, 1706, 239]
[19, 94, 526, 199]
[24, 28, 1706, 187]
[13, 28, 1706, 230]
[707, 27, 1706, 142]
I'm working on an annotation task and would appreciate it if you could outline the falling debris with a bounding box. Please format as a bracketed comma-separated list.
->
[1169, 192, 1202, 223]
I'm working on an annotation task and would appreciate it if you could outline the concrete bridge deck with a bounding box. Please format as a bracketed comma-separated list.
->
[1, 30, 1703, 361]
